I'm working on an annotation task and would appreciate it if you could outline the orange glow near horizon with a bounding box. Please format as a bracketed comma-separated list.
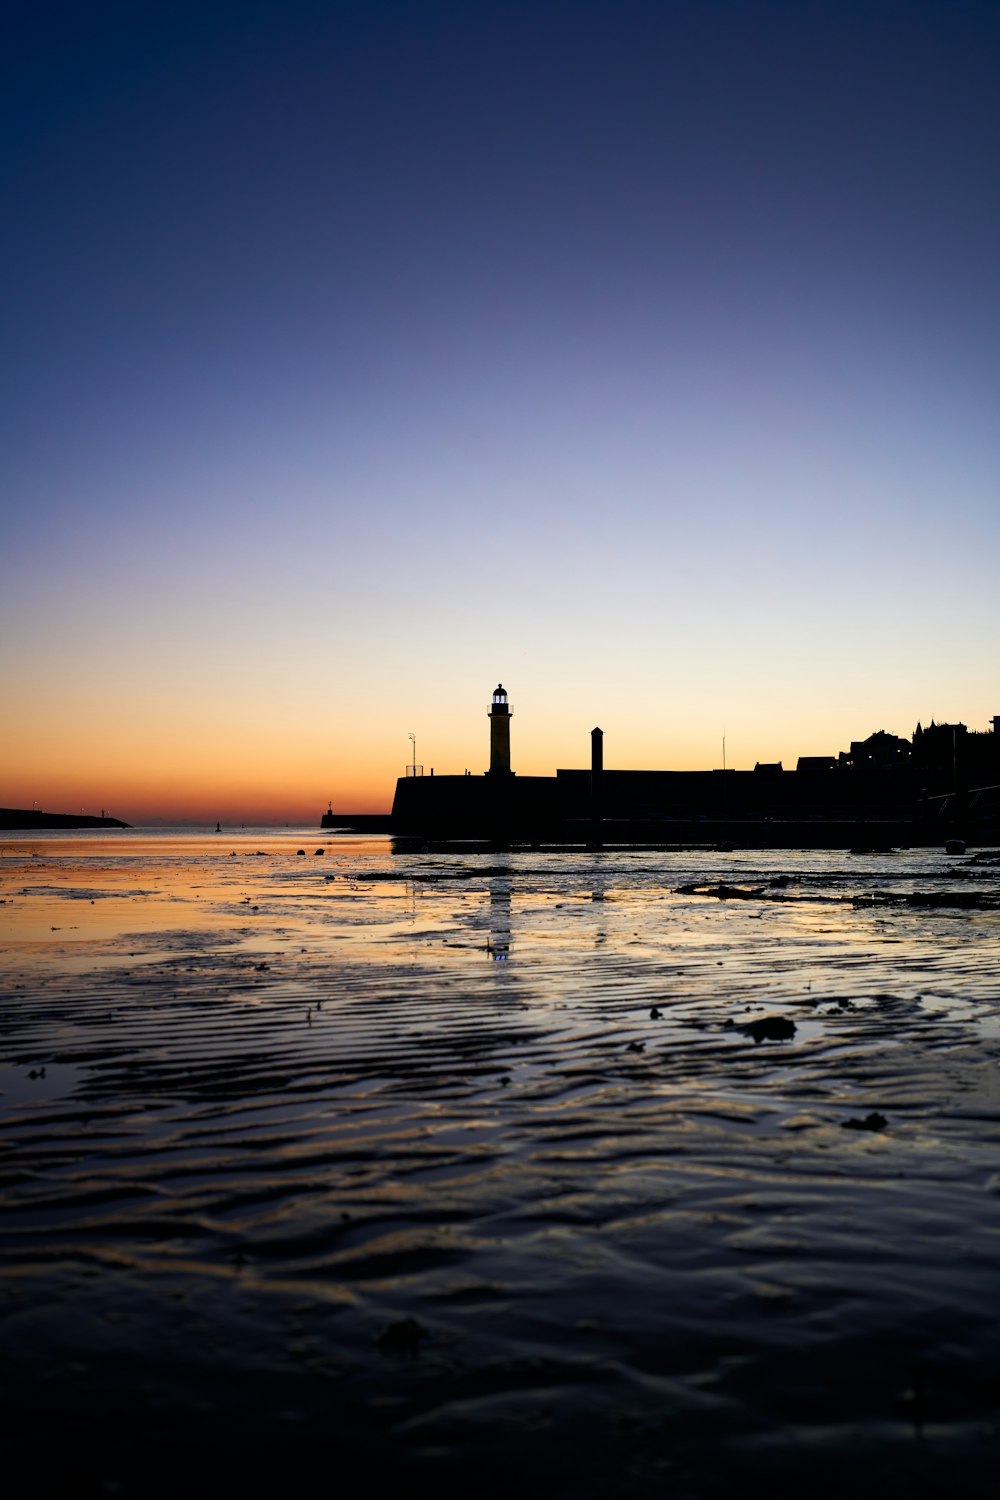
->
[5, 2, 1000, 829]
[5, 671, 997, 825]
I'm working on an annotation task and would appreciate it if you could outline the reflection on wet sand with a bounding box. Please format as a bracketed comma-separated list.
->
[1, 832, 1000, 1496]
[487, 879, 511, 960]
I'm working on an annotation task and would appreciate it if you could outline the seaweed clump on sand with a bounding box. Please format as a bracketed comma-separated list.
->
[842, 1112, 888, 1131]
[676, 880, 821, 904]
[852, 890, 1000, 911]
[676, 882, 767, 900]
[725, 1015, 797, 1044]
[376, 1317, 426, 1357]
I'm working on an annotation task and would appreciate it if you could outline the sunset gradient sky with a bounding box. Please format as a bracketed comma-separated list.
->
[3, 0, 998, 822]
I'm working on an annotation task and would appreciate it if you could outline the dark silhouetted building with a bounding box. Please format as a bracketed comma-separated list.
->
[388, 685, 1000, 845]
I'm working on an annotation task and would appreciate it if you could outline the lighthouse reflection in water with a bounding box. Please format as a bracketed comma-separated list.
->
[487, 879, 511, 960]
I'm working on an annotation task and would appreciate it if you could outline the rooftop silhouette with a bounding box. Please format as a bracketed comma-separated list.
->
[383, 684, 1000, 848]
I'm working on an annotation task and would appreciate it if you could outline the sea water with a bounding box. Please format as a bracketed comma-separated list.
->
[2, 830, 999, 1494]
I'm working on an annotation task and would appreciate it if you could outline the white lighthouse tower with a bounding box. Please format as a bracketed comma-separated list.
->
[488, 683, 512, 776]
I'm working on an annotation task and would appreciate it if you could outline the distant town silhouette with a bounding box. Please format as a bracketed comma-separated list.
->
[326, 685, 1000, 849]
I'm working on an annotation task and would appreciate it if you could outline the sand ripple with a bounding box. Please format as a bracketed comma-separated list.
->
[2, 839, 1000, 1495]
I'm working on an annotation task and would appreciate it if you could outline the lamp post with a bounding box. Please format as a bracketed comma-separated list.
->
[408, 732, 416, 775]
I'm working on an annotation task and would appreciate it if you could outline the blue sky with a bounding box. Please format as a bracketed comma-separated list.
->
[3, 0, 998, 816]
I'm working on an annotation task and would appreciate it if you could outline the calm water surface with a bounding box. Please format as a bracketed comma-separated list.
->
[2, 830, 1000, 1496]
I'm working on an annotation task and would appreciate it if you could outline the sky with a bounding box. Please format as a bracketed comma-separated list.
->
[2, 0, 998, 821]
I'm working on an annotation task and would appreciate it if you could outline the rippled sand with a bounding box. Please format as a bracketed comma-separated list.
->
[2, 832, 1000, 1496]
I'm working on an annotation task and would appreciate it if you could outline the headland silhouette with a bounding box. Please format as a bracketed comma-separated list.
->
[0, 808, 130, 830]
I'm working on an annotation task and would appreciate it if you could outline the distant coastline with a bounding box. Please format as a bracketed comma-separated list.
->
[0, 808, 130, 830]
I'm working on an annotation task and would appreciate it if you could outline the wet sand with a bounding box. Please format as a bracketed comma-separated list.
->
[2, 831, 1000, 1496]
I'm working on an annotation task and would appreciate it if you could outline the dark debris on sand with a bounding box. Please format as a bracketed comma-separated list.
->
[676, 880, 1000, 912]
[843, 1111, 889, 1132]
[376, 1316, 427, 1357]
[726, 1015, 798, 1044]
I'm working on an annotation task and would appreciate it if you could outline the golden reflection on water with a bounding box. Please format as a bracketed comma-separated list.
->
[3, 831, 1000, 1490]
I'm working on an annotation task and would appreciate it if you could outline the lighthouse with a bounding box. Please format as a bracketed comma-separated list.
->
[488, 683, 512, 775]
